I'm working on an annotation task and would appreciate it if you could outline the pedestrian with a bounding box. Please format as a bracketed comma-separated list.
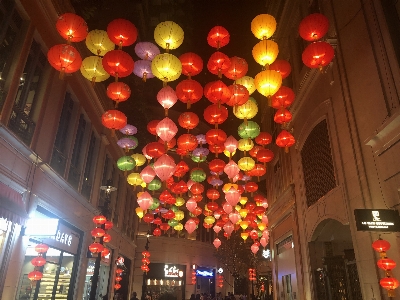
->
[131, 292, 139, 300]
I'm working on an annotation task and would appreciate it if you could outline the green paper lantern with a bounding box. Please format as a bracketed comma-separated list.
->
[148, 179, 162, 191]
[168, 219, 179, 227]
[149, 198, 160, 210]
[171, 205, 179, 212]
[117, 156, 136, 172]
[238, 121, 260, 139]
[190, 167, 207, 182]
[127, 136, 139, 150]
[191, 155, 207, 163]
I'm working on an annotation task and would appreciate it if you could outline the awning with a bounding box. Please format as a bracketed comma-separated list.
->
[0, 182, 28, 226]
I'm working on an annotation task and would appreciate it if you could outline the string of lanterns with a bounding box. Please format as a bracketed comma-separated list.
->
[28, 244, 49, 285]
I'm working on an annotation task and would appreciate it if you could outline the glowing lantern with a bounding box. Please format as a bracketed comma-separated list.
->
[234, 98, 258, 123]
[235, 76, 256, 95]
[190, 168, 207, 183]
[157, 86, 178, 115]
[299, 13, 330, 41]
[179, 52, 203, 78]
[225, 187, 240, 206]
[224, 160, 240, 180]
[249, 145, 262, 158]
[377, 258, 396, 271]
[185, 219, 197, 234]
[117, 156, 136, 173]
[102, 110, 127, 133]
[131, 153, 146, 167]
[255, 132, 273, 147]
[255, 70, 282, 97]
[31, 256, 46, 267]
[190, 182, 204, 195]
[103, 234, 111, 243]
[80, 56, 109, 84]
[117, 138, 137, 152]
[153, 154, 176, 182]
[178, 112, 199, 130]
[241, 231, 249, 241]
[104, 221, 113, 230]
[134, 42, 160, 60]
[206, 129, 227, 145]
[156, 117, 178, 143]
[147, 120, 160, 136]
[102, 50, 134, 79]
[238, 157, 255, 172]
[238, 139, 254, 154]
[151, 53, 182, 84]
[154, 21, 184, 51]
[177, 134, 198, 152]
[224, 136, 239, 158]
[205, 80, 231, 105]
[238, 121, 260, 139]
[86, 30, 115, 56]
[175, 197, 185, 207]
[204, 104, 228, 126]
[137, 191, 154, 211]
[302, 41, 334, 70]
[229, 211, 241, 224]
[186, 199, 197, 213]
[140, 165, 156, 184]
[106, 82, 131, 103]
[380, 277, 399, 297]
[209, 159, 226, 174]
[276, 130, 296, 153]
[176, 79, 203, 108]
[147, 179, 162, 191]
[223, 221, 234, 236]
[270, 86, 295, 109]
[107, 18, 137, 48]
[89, 242, 104, 253]
[47, 44, 82, 78]
[207, 51, 231, 78]
[56, 13, 88, 42]
[251, 14, 277, 40]
[372, 238, 391, 257]
[256, 149, 274, 165]
[91, 228, 105, 238]
[274, 108, 292, 124]
[28, 270, 43, 282]
[224, 56, 248, 80]
[252, 40, 279, 67]
[213, 238, 222, 249]
[251, 243, 259, 255]
[227, 84, 249, 108]
[205, 216, 216, 226]
[133, 60, 154, 81]
[239, 208, 249, 219]
[93, 215, 107, 225]
[269, 59, 292, 79]
[174, 161, 190, 177]
[207, 26, 230, 49]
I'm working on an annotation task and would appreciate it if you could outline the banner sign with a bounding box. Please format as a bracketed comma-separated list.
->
[354, 209, 400, 232]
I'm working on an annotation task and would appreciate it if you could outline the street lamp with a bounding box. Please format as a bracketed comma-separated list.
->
[89, 179, 117, 300]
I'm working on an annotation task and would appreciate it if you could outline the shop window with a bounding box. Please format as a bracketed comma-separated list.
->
[81, 132, 99, 200]
[0, 0, 23, 111]
[276, 235, 293, 255]
[50, 92, 75, 176]
[381, 0, 400, 66]
[300, 119, 336, 207]
[8, 40, 46, 145]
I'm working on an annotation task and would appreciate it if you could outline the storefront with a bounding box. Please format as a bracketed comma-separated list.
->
[195, 267, 215, 297]
[16, 206, 83, 300]
[145, 263, 186, 300]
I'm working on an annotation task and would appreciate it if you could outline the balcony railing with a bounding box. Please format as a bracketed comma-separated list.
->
[8, 104, 36, 145]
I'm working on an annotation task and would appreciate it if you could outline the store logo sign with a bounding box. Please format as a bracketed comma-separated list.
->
[354, 209, 400, 232]
[196, 270, 213, 277]
[164, 265, 183, 277]
[55, 229, 72, 246]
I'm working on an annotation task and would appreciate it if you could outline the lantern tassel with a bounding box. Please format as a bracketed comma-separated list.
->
[111, 129, 115, 137]
[59, 68, 65, 80]
[388, 290, 395, 297]
[285, 146, 289, 153]
[165, 108, 168, 116]
[187, 101, 191, 109]
[244, 118, 247, 125]
[143, 72, 147, 82]
[91, 77, 96, 86]
[267, 96, 272, 107]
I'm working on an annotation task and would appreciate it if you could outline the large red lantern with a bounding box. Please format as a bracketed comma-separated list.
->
[107, 18, 138, 48]
[274, 108, 293, 124]
[178, 112, 199, 130]
[88, 242, 104, 253]
[245, 182, 258, 194]
[270, 86, 295, 109]
[156, 117, 178, 143]
[102, 50, 134, 79]
[176, 79, 203, 109]
[177, 134, 198, 152]
[204, 104, 228, 127]
[179, 52, 203, 78]
[209, 159, 226, 174]
[302, 41, 334, 70]
[146, 142, 166, 158]
[47, 44, 82, 78]
[190, 182, 204, 195]
[56, 13, 88, 42]
[372, 238, 391, 257]
[299, 13, 330, 41]
[157, 85, 178, 116]
[206, 129, 227, 145]
[91, 228, 106, 238]
[153, 154, 176, 182]
[102, 110, 127, 133]
[276, 130, 295, 153]
[174, 160, 190, 177]
[269, 59, 292, 79]
[106, 82, 131, 103]
[207, 26, 230, 49]
[227, 84, 249, 107]
[247, 164, 266, 178]
[207, 51, 231, 78]
[104, 221, 113, 230]
[205, 80, 231, 105]
[224, 56, 248, 80]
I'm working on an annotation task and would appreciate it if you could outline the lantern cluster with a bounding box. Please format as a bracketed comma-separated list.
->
[248, 268, 256, 281]
[299, 13, 334, 71]
[88, 215, 112, 258]
[114, 267, 124, 291]
[191, 269, 197, 285]
[133, 42, 160, 81]
[217, 275, 224, 288]
[28, 243, 49, 284]
[372, 238, 399, 298]
[141, 250, 151, 273]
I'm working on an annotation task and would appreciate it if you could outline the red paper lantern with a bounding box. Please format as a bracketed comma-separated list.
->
[115, 276, 123, 282]
[249, 145, 262, 158]
[274, 108, 292, 124]
[206, 202, 219, 212]
[106, 82, 131, 103]
[245, 182, 258, 193]
[190, 182, 204, 195]
[177, 134, 198, 152]
[31, 256, 46, 267]
[91, 228, 106, 238]
[101, 247, 110, 257]
[28, 270, 43, 282]
[107, 18, 138, 47]
[35, 244, 49, 254]
[377, 258, 397, 271]
[56, 13, 88, 42]
[178, 112, 199, 130]
[269, 59, 292, 79]
[47, 44, 82, 77]
[302, 41, 334, 70]
[207, 26, 230, 49]
[205, 80, 231, 105]
[224, 56, 248, 80]
[206, 129, 227, 145]
[204, 104, 228, 126]
[93, 215, 107, 225]
[102, 50, 134, 78]
[103, 234, 111, 243]
[299, 13, 330, 41]
[102, 110, 127, 131]
[209, 144, 224, 156]
[372, 239, 391, 253]
[174, 160, 190, 177]
[226, 84, 249, 107]
[179, 52, 203, 78]
[147, 120, 160, 136]
[380, 277, 399, 296]
[146, 142, 166, 158]
[104, 221, 113, 230]
[207, 51, 231, 78]
[207, 188, 220, 200]
[88, 242, 104, 253]
[256, 148, 274, 164]
[114, 283, 122, 290]
[153, 227, 161, 236]
[143, 213, 155, 224]
[276, 130, 295, 153]
[209, 159, 226, 173]
[160, 223, 171, 232]
[176, 79, 203, 109]
[270, 86, 295, 109]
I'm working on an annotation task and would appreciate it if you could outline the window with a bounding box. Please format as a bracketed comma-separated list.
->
[99, 155, 113, 208]
[8, 40, 46, 145]
[301, 119, 336, 207]
[81, 132, 99, 199]
[381, 0, 400, 65]
[276, 235, 293, 255]
[50, 93, 75, 176]
[0, 0, 23, 111]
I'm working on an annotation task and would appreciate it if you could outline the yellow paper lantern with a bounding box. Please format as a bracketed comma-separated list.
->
[80, 56, 110, 84]
[131, 153, 146, 167]
[238, 139, 254, 153]
[127, 172, 143, 186]
[86, 29, 115, 56]
[174, 223, 183, 231]
[257, 222, 267, 231]
[235, 76, 256, 95]
[235, 205, 241, 212]
[252, 40, 279, 67]
[135, 207, 144, 219]
[241, 232, 249, 241]
[239, 208, 249, 219]
[224, 149, 236, 158]
[154, 21, 184, 51]
[255, 70, 282, 97]
[141, 182, 147, 188]
[204, 216, 216, 225]
[238, 157, 255, 171]
[174, 210, 185, 221]
[240, 220, 250, 230]
[175, 197, 185, 207]
[239, 197, 248, 206]
[223, 183, 238, 193]
[151, 53, 182, 84]
[233, 97, 258, 121]
[251, 14, 277, 40]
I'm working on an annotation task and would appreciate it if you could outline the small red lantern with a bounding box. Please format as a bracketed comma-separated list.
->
[153, 227, 162, 236]
[178, 112, 199, 130]
[176, 79, 203, 109]
[276, 130, 295, 153]
[372, 238, 391, 257]
[380, 277, 399, 297]
[47, 44, 82, 78]
[102, 50, 134, 79]
[206, 129, 227, 145]
[207, 188, 220, 201]
[177, 134, 198, 152]
[377, 258, 396, 271]
[101, 248, 110, 257]
[56, 13, 88, 42]
[31, 256, 46, 267]
[270, 86, 295, 109]
[227, 84, 249, 107]
[143, 213, 155, 224]
[159, 223, 171, 232]
[269, 59, 292, 79]
[223, 56, 248, 80]
[146, 142, 166, 159]
[103, 234, 112, 243]
[107, 18, 138, 48]
[174, 160, 190, 177]
[204, 104, 228, 126]
[274, 108, 293, 125]
[206, 202, 219, 212]
[205, 80, 231, 105]
[88, 242, 104, 253]
[102, 110, 127, 133]
[255, 132, 272, 147]
[104, 221, 114, 230]
[299, 13, 330, 42]
[209, 159, 226, 174]
[107, 82, 131, 103]
[190, 183, 204, 195]
[207, 51, 231, 78]
[209, 144, 224, 156]
[116, 268, 124, 274]
[179, 52, 203, 78]
[35, 244, 49, 254]
[114, 283, 122, 290]
[115, 276, 123, 282]
[28, 270, 43, 282]
[302, 41, 334, 71]
[256, 148, 274, 164]
[91, 228, 106, 238]
[245, 182, 258, 194]
[207, 26, 230, 49]
[93, 215, 107, 225]
[147, 120, 160, 136]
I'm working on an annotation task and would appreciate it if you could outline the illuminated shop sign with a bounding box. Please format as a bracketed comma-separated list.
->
[354, 209, 400, 232]
[196, 270, 213, 277]
[40, 222, 80, 254]
[164, 265, 184, 278]
[25, 218, 59, 236]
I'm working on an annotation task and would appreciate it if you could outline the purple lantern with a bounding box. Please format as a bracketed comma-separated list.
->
[134, 42, 160, 61]
[117, 137, 137, 151]
[192, 147, 209, 157]
[119, 124, 137, 135]
[133, 60, 154, 82]
[196, 134, 207, 145]
[210, 178, 223, 187]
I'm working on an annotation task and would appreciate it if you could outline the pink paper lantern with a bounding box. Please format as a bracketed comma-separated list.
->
[185, 219, 197, 234]
[213, 225, 222, 234]
[213, 238, 222, 249]
[153, 154, 176, 182]
[229, 211, 241, 224]
[137, 191, 154, 210]
[223, 221, 234, 236]
[224, 160, 240, 179]
[224, 135, 239, 155]
[222, 202, 233, 214]
[251, 243, 259, 254]
[225, 187, 240, 206]
[262, 215, 269, 226]
[140, 165, 156, 184]
[260, 237, 268, 248]
[262, 229, 269, 239]
[214, 210, 222, 220]
[156, 117, 178, 142]
[157, 86, 178, 112]
[186, 199, 197, 212]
